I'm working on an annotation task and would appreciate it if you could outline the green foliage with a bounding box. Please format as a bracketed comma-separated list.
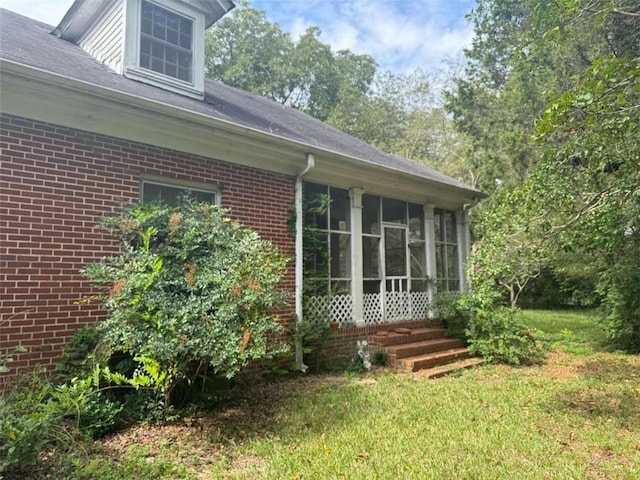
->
[289, 315, 332, 357]
[48, 371, 123, 439]
[469, 186, 548, 309]
[0, 374, 58, 474]
[428, 292, 543, 365]
[0, 345, 27, 375]
[0, 314, 28, 375]
[598, 250, 640, 352]
[0, 368, 122, 476]
[205, 1, 375, 122]
[449, 0, 639, 350]
[56, 324, 102, 380]
[82, 200, 289, 409]
[427, 291, 472, 339]
[468, 307, 544, 365]
[205, 2, 468, 181]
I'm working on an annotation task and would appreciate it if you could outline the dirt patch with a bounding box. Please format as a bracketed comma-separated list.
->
[539, 351, 584, 380]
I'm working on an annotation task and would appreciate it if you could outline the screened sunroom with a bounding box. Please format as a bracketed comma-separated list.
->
[302, 182, 470, 326]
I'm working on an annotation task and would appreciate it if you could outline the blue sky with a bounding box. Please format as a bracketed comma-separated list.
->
[0, 0, 476, 73]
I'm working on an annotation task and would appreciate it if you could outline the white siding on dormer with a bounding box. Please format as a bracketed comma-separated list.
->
[79, 1, 125, 74]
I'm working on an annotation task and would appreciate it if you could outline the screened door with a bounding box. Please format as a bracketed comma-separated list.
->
[383, 225, 411, 320]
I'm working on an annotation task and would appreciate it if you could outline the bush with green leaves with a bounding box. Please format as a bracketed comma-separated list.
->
[427, 291, 472, 340]
[82, 200, 290, 408]
[467, 306, 544, 365]
[428, 292, 544, 365]
[0, 374, 58, 475]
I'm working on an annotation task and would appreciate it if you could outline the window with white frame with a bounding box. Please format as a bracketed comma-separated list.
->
[303, 183, 351, 298]
[434, 209, 459, 291]
[361, 195, 429, 294]
[139, 0, 193, 83]
[141, 179, 217, 206]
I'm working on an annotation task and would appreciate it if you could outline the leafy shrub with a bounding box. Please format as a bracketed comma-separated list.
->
[48, 371, 123, 439]
[55, 324, 102, 381]
[598, 256, 640, 352]
[428, 292, 543, 365]
[427, 291, 472, 340]
[468, 307, 544, 365]
[0, 376, 56, 474]
[82, 200, 290, 409]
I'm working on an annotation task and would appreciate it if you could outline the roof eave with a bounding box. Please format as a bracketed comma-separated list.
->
[52, 0, 235, 41]
[1, 58, 483, 205]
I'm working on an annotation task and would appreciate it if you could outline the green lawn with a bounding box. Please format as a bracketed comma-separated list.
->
[41, 310, 640, 479]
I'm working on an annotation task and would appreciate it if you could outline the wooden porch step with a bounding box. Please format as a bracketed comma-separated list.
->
[369, 327, 448, 347]
[399, 347, 471, 372]
[413, 357, 485, 379]
[386, 337, 466, 361]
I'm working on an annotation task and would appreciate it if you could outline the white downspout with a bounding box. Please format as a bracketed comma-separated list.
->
[295, 153, 315, 372]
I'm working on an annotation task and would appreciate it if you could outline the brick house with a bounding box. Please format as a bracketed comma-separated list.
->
[0, 0, 482, 379]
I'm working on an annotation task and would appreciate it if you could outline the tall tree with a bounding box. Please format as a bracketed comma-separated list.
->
[462, 0, 640, 347]
[205, 1, 376, 122]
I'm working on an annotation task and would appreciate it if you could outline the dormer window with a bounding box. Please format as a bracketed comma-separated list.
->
[140, 1, 193, 83]
[123, 0, 206, 99]
[53, 0, 236, 100]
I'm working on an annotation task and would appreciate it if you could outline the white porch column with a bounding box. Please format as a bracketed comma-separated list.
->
[424, 204, 437, 306]
[350, 188, 364, 324]
[456, 208, 470, 292]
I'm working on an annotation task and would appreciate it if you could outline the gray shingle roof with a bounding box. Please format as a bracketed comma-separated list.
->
[0, 8, 479, 194]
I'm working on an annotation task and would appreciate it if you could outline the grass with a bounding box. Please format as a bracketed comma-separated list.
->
[521, 309, 604, 354]
[18, 309, 640, 480]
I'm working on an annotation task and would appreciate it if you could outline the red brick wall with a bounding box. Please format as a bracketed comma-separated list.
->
[0, 114, 295, 384]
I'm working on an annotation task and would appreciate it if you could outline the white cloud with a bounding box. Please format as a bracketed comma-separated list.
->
[265, 0, 475, 73]
[1, 0, 476, 74]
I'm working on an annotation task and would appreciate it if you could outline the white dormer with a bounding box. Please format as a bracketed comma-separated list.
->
[53, 0, 235, 99]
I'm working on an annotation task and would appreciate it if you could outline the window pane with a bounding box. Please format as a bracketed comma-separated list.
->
[435, 245, 445, 279]
[362, 194, 380, 235]
[382, 198, 406, 224]
[409, 242, 426, 278]
[408, 203, 424, 240]
[434, 212, 442, 242]
[447, 245, 458, 280]
[330, 233, 351, 278]
[330, 280, 351, 296]
[304, 183, 328, 230]
[305, 277, 328, 297]
[363, 236, 380, 279]
[445, 212, 456, 243]
[363, 280, 380, 294]
[410, 279, 429, 292]
[142, 182, 216, 206]
[303, 230, 328, 276]
[179, 33, 191, 49]
[329, 187, 350, 231]
[140, 1, 192, 82]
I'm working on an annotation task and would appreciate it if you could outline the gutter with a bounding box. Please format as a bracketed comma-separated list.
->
[294, 153, 315, 373]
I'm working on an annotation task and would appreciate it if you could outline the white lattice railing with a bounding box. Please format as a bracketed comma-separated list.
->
[307, 290, 430, 325]
[363, 293, 383, 324]
[410, 291, 430, 319]
[306, 294, 354, 325]
[385, 291, 412, 321]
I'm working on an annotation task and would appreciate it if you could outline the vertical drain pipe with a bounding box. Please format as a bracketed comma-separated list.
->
[295, 153, 315, 372]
